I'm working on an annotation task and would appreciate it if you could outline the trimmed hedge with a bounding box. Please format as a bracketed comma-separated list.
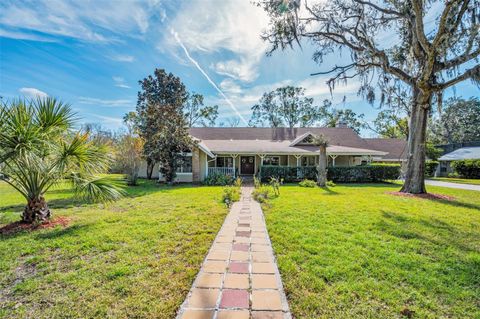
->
[451, 160, 480, 178]
[259, 165, 401, 183]
[425, 160, 439, 177]
[327, 165, 400, 182]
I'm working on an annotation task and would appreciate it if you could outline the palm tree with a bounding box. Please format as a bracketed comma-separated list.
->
[0, 98, 123, 223]
[312, 134, 329, 187]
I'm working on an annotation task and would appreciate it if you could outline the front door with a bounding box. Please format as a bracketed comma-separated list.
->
[240, 156, 255, 175]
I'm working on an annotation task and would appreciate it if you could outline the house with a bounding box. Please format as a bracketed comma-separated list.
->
[139, 127, 408, 182]
[436, 146, 480, 176]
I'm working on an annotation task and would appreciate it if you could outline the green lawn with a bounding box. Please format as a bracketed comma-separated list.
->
[0, 177, 227, 318]
[262, 184, 480, 319]
[430, 177, 480, 185]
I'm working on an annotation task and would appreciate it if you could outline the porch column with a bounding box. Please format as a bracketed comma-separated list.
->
[329, 154, 338, 167]
[294, 154, 302, 167]
[294, 154, 302, 179]
[230, 154, 239, 176]
[258, 154, 266, 177]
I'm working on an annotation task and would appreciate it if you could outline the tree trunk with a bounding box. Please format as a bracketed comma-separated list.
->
[317, 145, 327, 187]
[400, 89, 431, 194]
[22, 196, 51, 223]
[146, 158, 155, 180]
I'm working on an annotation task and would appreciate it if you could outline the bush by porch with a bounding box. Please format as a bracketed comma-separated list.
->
[258, 164, 401, 183]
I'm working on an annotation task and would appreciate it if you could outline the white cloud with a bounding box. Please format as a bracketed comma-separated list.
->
[78, 97, 133, 108]
[172, 29, 248, 126]
[205, 75, 362, 121]
[167, 0, 269, 83]
[109, 54, 135, 62]
[112, 76, 131, 89]
[0, 28, 57, 42]
[19, 87, 48, 98]
[0, 0, 159, 42]
[89, 114, 124, 125]
[219, 79, 242, 94]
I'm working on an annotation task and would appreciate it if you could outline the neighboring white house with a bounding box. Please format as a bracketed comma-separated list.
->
[437, 146, 480, 176]
[138, 127, 408, 183]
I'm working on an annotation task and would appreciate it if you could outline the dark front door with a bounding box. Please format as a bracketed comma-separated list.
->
[240, 156, 255, 175]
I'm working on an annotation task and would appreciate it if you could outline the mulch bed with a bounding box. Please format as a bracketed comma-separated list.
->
[387, 191, 456, 201]
[0, 216, 71, 235]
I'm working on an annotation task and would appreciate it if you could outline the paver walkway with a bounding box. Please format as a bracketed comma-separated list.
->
[176, 186, 292, 319]
[425, 179, 480, 191]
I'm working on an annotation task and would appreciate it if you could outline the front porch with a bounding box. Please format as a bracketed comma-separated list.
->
[206, 153, 374, 178]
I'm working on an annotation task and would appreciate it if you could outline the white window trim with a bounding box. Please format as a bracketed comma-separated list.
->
[216, 156, 234, 168]
[301, 155, 316, 167]
[262, 156, 280, 166]
[176, 154, 193, 173]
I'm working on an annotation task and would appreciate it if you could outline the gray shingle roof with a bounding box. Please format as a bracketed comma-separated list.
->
[439, 147, 480, 161]
[364, 138, 408, 160]
[189, 127, 391, 156]
[189, 127, 370, 148]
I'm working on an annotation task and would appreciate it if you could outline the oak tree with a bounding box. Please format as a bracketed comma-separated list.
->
[260, 0, 480, 193]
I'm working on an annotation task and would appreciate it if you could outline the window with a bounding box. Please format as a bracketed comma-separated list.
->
[216, 157, 233, 167]
[263, 156, 280, 166]
[301, 156, 316, 166]
[176, 156, 192, 173]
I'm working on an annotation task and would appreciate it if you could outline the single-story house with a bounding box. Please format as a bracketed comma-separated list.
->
[139, 127, 408, 182]
[436, 146, 480, 176]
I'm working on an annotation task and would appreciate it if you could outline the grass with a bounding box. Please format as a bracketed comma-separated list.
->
[262, 183, 480, 319]
[0, 176, 227, 318]
[430, 177, 480, 185]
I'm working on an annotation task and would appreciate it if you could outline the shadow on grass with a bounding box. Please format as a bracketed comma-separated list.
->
[34, 224, 89, 240]
[320, 186, 340, 195]
[428, 198, 480, 211]
[0, 197, 85, 214]
[378, 210, 477, 253]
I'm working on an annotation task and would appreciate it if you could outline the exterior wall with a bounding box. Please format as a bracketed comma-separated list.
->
[437, 160, 454, 177]
[199, 151, 208, 181]
[138, 162, 160, 179]
[335, 155, 353, 167]
[192, 147, 201, 182]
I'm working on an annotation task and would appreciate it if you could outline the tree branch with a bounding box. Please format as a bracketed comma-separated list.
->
[352, 0, 403, 16]
[439, 47, 480, 70]
[434, 64, 480, 90]
[411, 0, 432, 53]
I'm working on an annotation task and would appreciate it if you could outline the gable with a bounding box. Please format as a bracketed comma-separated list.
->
[289, 132, 317, 146]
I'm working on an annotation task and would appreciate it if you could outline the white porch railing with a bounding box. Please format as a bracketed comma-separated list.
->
[208, 167, 236, 176]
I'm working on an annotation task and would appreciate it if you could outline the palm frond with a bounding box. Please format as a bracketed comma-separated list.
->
[33, 97, 76, 133]
[57, 133, 112, 174]
[72, 175, 125, 203]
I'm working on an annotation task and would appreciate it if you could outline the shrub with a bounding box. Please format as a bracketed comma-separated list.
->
[259, 166, 317, 182]
[222, 186, 240, 207]
[252, 185, 274, 203]
[299, 179, 317, 187]
[204, 173, 234, 186]
[269, 177, 281, 196]
[326, 180, 336, 187]
[327, 165, 401, 182]
[253, 175, 261, 189]
[234, 177, 242, 188]
[451, 160, 480, 178]
[425, 160, 439, 177]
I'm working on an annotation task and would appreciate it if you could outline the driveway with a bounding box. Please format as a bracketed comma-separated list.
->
[425, 179, 480, 191]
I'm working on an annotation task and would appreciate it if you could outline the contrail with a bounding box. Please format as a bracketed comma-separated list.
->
[171, 29, 248, 126]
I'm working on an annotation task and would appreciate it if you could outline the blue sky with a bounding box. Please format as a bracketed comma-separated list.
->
[0, 0, 478, 136]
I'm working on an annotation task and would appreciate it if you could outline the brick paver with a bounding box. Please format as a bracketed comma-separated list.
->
[176, 186, 291, 319]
